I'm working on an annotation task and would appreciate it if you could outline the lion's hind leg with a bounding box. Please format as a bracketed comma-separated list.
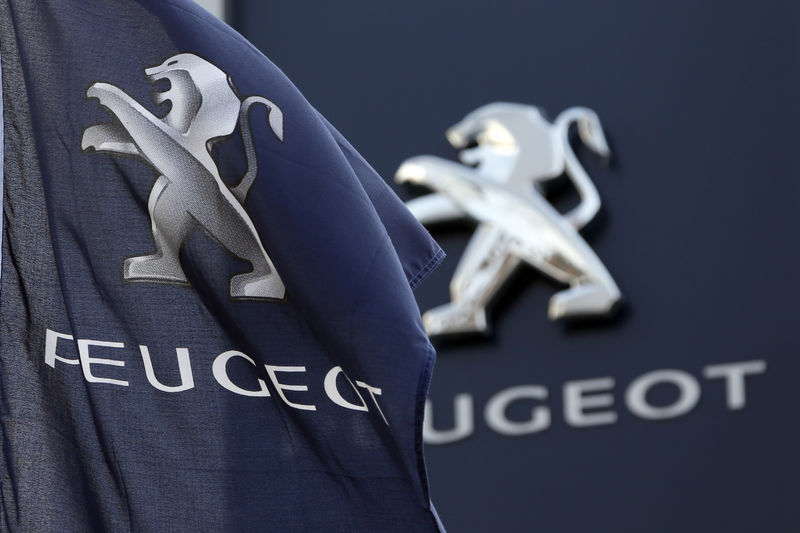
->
[197, 193, 285, 301]
[424, 225, 520, 336]
[229, 264, 284, 301]
[423, 303, 489, 337]
[515, 237, 621, 321]
[547, 278, 621, 320]
[124, 176, 190, 284]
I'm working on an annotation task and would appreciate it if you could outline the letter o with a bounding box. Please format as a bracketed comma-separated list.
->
[625, 369, 700, 420]
[324, 366, 368, 411]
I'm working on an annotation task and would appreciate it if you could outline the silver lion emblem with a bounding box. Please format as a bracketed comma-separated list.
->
[395, 103, 621, 336]
[82, 53, 285, 300]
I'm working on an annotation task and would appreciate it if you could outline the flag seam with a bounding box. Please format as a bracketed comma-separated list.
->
[409, 247, 445, 290]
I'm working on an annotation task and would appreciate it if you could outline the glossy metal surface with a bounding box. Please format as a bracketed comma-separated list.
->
[396, 103, 621, 335]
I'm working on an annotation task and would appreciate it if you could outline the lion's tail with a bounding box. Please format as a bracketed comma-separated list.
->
[554, 107, 609, 230]
[230, 96, 285, 204]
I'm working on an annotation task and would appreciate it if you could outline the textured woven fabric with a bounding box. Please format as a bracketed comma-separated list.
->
[0, 1, 444, 531]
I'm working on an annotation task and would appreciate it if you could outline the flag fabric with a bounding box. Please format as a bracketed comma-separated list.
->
[0, 1, 445, 531]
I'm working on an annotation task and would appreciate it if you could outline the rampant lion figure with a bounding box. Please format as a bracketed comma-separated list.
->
[82, 53, 285, 300]
[395, 103, 621, 336]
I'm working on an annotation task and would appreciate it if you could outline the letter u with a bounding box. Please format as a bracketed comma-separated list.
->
[140, 345, 195, 393]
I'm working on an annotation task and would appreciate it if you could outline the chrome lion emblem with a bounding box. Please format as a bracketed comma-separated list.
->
[82, 53, 285, 300]
[395, 103, 621, 336]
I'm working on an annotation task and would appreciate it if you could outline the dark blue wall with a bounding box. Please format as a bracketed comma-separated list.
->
[232, 2, 800, 531]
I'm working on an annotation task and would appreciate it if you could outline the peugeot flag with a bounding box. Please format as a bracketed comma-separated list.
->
[0, 1, 446, 531]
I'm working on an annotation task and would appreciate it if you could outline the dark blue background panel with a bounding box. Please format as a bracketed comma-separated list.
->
[234, 1, 800, 532]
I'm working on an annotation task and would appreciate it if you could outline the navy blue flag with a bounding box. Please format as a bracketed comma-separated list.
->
[0, 1, 445, 531]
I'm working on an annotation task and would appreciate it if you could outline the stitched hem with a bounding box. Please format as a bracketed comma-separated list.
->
[408, 247, 445, 290]
[412, 342, 445, 532]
